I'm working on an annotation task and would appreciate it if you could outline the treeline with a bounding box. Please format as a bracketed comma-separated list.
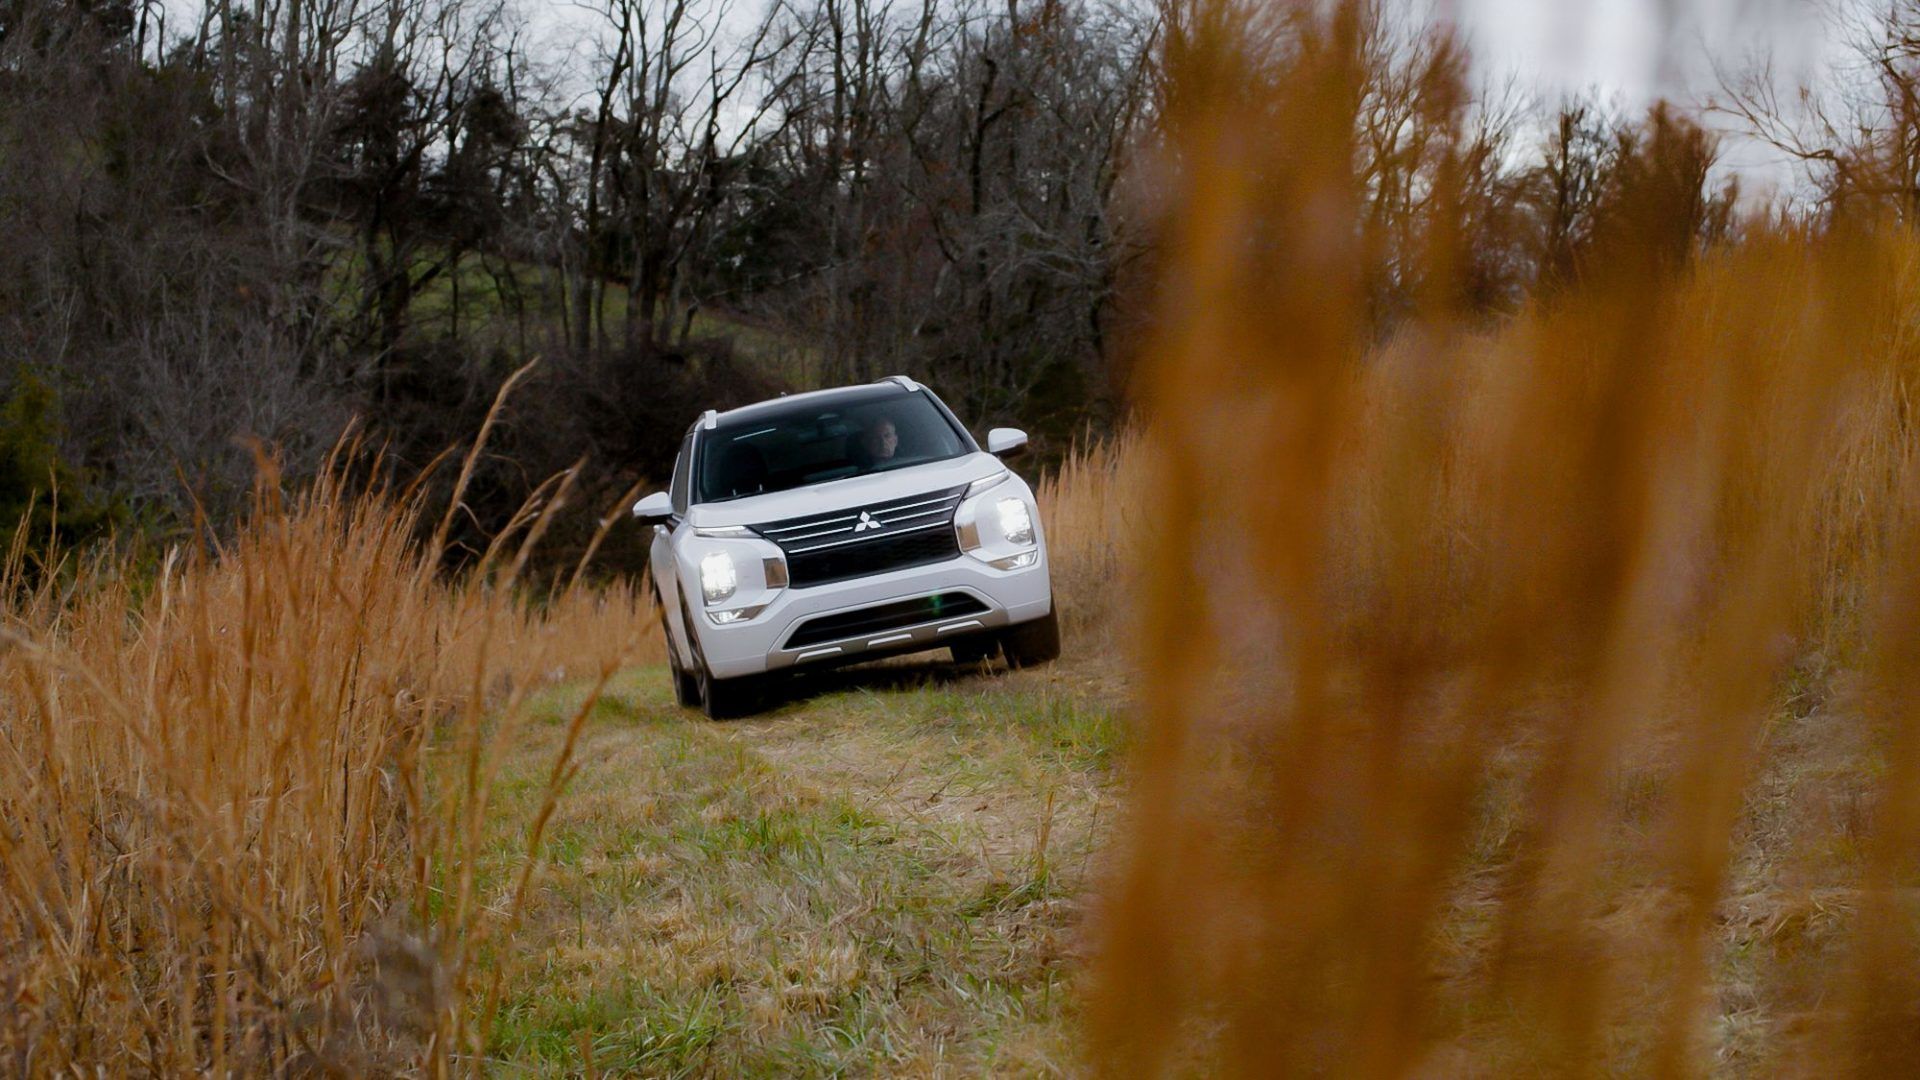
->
[0, 0, 1904, 567]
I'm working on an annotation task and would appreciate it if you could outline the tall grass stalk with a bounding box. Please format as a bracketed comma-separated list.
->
[1037, 430, 1143, 647]
[0, 382, 657, 1072]
[1086, 1, 1920, 1072]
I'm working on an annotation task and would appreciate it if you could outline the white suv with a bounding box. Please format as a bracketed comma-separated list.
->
[632, 376, 1059, 717]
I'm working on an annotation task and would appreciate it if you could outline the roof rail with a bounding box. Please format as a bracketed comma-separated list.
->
[699, 408, 718, 430]
[878, 374, 921, 392]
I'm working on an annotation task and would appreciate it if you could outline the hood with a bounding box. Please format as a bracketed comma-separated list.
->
[684, 452, 1005, 529]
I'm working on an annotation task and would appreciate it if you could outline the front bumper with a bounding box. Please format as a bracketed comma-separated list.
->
[690, 551, 1052, 678]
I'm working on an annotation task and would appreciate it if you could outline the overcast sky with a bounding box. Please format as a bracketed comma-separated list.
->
[1448, 0, 1849, 193]
[1455, 0, 1835, 102]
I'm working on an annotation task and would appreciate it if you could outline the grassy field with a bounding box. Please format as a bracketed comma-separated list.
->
[471, 655, 1125, 1076]
[20, 1, 1920, 1062]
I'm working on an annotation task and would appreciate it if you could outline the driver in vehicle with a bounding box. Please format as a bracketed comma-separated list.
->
[858, 415, 900, 466]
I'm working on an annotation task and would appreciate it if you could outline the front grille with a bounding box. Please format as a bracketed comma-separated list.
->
[784, 592, 989, 650]
[754, 485, 967, 588]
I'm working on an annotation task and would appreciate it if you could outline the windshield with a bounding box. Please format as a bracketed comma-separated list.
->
[695, 389, 971, 502]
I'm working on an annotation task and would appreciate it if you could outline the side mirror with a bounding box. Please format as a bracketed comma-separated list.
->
[631, 491, 674, 527]
[986, 427, 1029, 457]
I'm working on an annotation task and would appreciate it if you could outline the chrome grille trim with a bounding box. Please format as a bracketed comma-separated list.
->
[749, 484, 969, 588]
[786, 519, 951, 555]
[870, 505, 951, 525]
[766, 513, 863, 535]
[778, 521, 867, 543]
[755, 490, 966, 544]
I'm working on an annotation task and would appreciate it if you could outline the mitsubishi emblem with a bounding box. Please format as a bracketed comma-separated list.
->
[854, 511, 881, 533]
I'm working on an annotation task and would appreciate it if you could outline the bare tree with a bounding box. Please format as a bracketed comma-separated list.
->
[568, 0, 790, 361]
[753, 0, 1156, 420]
[1718, 0, 1920, 223]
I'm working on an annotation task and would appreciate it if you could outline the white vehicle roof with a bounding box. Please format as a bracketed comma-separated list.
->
[692, 377, 922, 433]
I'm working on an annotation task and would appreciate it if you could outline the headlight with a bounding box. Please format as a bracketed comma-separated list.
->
[699, 550, 737, 605]
[996, 498, 1034, 545]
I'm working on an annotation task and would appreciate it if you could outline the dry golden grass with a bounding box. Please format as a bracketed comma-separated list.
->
[0, 382, 659, 1072]
[1085, 2, 1920, 1073]
[1036, 430, 1143, 648]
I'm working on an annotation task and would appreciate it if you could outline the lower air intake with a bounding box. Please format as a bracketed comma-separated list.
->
[783, 593, 989, 650]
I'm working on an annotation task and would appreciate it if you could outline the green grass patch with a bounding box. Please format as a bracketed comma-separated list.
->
[468, 662, 1103, 1076]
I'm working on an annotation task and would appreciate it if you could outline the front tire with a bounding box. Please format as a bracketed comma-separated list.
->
[678, 591, 765, 719]
[667, 634, 701, 707]
[656, 583, 702, 708]
[951, 636, 1000, 666]
[1002, 609, 1061, 669]
[699, 669, 764, 720]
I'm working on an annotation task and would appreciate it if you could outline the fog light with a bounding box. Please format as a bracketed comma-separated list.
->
[988, 550, 1039, 571]
[699, 551, 737, 605]
[996, 498, 1034, 545]
[708, 604, 766, 625]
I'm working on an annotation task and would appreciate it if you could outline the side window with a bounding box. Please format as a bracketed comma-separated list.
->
[670, 434, 694, 515]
